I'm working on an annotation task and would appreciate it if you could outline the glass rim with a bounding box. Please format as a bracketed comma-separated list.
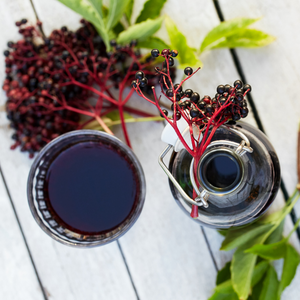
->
[27, 130, 146, 248]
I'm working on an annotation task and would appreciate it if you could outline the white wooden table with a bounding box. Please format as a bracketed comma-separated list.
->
[1, 0, 300, 299]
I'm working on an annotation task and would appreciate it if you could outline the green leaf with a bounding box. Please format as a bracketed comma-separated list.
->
[278, 244, 300, 297]
[57, 0, 109, 48]
[265, 220, 284, 244]
[106, 0, 131, 30]
[209, 29, 275, 50]
[218, 229, 228, 237]
[221, 223, 273, 251]
[89, 0, 103, 18]
[124, 0, 134, 24]
[246, 239, 287, 260]
[231, 234, 268, 300]
[209, 280, 239, 300]
[259, 265, 279, 300]
[200, 17, 260, 52]
[117, 17, 163, 45]
[113, 22, 125, 35]
[165, 15, 202, 68]
[216, 262, 231, 285]
[136, 0, 166, 23]
[251, 278, 264, 300]
[137, 37, 169, 50]
[251, 261, 269, 287]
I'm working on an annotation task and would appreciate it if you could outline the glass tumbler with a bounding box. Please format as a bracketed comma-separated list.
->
[27, 130, 146, 247]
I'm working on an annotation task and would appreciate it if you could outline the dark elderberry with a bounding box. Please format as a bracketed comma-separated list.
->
[241, 107, 249, 116]
[184, 89, 193, 98]
[241, 100, 247, 107]
[205, 104, 213, 113]
[234, 80, 243, 89]
[139, 77, 148, 87]
[184, 67, 193, 76]
[21, 19, 27, 24]
[3, 50, 10, 57]
[232, 113, 241, 121]
[176, 93, 181, 101]
[190, 92, 200, 103]
[184, 101, 191, 108]
[170, 50, 178, 57]
[219, 97, 226, 105]
[168, 57, 174, 66]
[135, 71, 145, 80]
[243, 84, 252, 93]
[160, 109, 168, 117]
[190, 108, 200, 118]
[61, 26, 68, 32]
[179, 102, 187, 110]
[131, 80, 137, 88]
[29, 78, 37, 87]
[198, 101, 206, 110]
[151, 49, 160, 57]
[130, 40, 137, 47]
[174, 84, 182, 93]
[224, 84, 231, 92]
[217, 85, 225, 94]
[236, 88, 243, 94]
[7, 41, 14, 48]
[166, 89, 173, 97]
[173, 111, 181, 120]
[110, 40, 117, 47]
[236, 93, 243, 101]
[62, 50, 69, 59]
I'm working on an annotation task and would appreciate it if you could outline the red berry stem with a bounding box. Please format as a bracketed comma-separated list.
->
[132, 48, 252, 218]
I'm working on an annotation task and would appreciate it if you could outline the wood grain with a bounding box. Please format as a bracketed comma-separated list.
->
[0, 173, 45, 300]
[0, 0, 299, 299]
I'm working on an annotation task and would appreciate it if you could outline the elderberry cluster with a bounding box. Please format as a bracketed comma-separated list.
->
[132, 49, 251, 126]
[3, 19, 158, 157]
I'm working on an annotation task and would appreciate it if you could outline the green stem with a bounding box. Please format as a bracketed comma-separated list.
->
[84, 116, 163, 130]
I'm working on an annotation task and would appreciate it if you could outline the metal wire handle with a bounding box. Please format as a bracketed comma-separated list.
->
[158, 125, 253, 208]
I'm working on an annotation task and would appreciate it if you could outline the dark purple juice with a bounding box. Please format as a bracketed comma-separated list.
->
[43, 141, 140, 235]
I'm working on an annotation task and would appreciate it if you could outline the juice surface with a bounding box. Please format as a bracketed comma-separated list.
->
[45, 141, 138, 234]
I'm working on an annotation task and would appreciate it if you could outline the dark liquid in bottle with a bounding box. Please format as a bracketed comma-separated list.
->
[205, 155, 238, 188]
[200, 151, 242, 192]
[43, 141, 139, 235]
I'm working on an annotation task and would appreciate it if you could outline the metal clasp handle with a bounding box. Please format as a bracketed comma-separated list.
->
[158, 145, 206, 207]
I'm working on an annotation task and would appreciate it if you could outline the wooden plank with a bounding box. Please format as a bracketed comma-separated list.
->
[217, 1, 300, 298]
[0, 173, 44, 300]
[0, 1, 138, 300]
